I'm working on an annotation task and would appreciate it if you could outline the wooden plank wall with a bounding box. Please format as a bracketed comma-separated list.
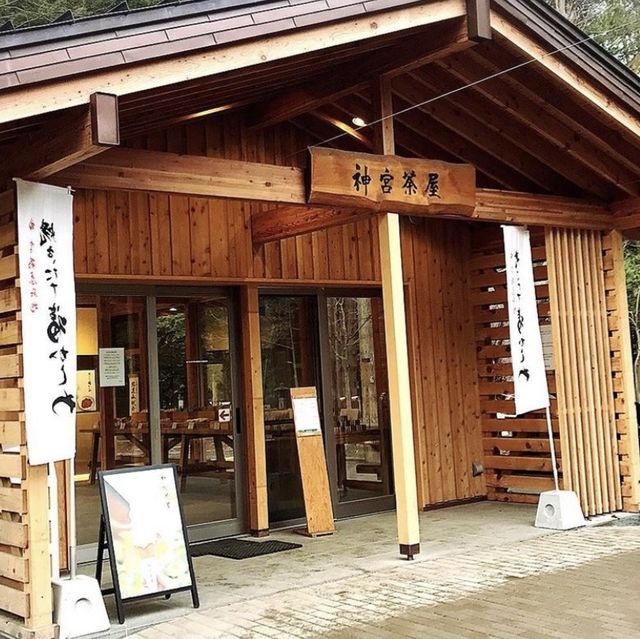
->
[546, 228, 622, 516]
[72, 114, 488, 511]
[604, 231, 640, 512]
[72, 114, 381, 284]
[0, 187, 53, 632]
[403, 218, 486, 507]
[470, 226, 561, 505]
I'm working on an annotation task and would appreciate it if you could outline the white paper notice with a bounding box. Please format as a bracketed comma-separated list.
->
[99, 348, 125, 387]
[292, 396, 322, 436]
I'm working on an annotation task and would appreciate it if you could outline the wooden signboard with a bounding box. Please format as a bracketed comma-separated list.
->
[290, 387, 335, 537]
[308, 147, 476, 216]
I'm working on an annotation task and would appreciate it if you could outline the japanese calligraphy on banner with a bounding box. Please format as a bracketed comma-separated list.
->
[503, 226, 550, 415]
[308, 148, 476, 216]
[16, 179, 76, 465]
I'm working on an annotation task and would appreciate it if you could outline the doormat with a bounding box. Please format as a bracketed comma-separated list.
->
[190, 538, 302, 560]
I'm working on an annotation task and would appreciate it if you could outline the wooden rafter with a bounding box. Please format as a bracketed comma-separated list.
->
[333, 92, 503, 188]
[0, 93, 119, 186]
[432, 53, 640, 197]
[409, 65, 614, 199]
[467, 46, 640, 176]
[490, 14, 640, 140]
[390, 79, 557, 192]
[246, 19, 473, 131]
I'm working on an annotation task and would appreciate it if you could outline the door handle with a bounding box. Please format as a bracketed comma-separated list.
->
[235, 406, 242, 435]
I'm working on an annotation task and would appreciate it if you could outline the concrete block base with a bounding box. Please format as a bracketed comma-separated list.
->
[52, 576, 110, 639]
[535, 490, 586, 530]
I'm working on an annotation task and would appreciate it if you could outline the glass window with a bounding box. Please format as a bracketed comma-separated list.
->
[327, 296, 393, 503]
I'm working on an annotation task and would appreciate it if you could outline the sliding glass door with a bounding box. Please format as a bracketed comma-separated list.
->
[74, 288, 243, 559]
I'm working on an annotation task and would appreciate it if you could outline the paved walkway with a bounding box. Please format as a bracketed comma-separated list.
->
[126, 517, 640, 639]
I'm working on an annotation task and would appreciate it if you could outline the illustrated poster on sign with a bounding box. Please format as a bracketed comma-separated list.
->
[291, 395, 322, 436]
[503, 226, 550, 415]
[16, 179, 76, 465]
[99, 347, 125, 387]
[99, 465, 195, 600]
[77, 370, 97, 412]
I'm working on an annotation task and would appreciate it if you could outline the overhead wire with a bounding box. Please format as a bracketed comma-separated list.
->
[288, 15, 640, 158]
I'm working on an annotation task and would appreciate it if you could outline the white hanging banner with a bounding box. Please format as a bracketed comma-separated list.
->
[503, 226, 549, 415]
[17, 179, 76, 465]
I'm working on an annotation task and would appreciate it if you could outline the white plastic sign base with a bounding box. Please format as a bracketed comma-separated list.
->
[53, 575, 110, 638]
[534, 490, 586, 530]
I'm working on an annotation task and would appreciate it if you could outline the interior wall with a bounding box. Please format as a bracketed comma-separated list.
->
[72, 112, 487, 509]
[402, 218, 486, 507]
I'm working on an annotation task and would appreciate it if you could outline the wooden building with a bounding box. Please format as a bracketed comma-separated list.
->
[0, 0, 640, 635]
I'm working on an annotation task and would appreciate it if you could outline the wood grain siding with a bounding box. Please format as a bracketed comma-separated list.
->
[0, 187, 53, 630]
[471, 226, 561, 505]
[603, 231, 640, 512]
[73, 114, 488, 510]
[546, 228, 622, 516]
[73, 116, 380, 284]
[403, 218, 486, 506]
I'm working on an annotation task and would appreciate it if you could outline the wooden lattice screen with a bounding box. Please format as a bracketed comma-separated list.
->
[0, 187, 54, 636]
[471, 226, 561, 504]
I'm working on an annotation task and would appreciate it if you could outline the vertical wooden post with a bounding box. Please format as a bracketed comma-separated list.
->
[373, 77, 421, 558]
[240, 285, 269, 536]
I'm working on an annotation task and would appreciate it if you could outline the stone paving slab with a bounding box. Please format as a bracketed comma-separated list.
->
[126, 525, 640, 639]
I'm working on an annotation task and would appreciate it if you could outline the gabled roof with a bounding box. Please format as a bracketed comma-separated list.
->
[1, 0, 640, 204]
[0, 0, 422, 90]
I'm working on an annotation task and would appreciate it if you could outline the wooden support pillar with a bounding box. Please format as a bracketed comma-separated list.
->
[240, 285, 269, 536]
[373, 78, 421, 558]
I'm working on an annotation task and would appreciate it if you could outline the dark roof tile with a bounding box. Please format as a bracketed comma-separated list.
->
[68, 29, 168, 58]
[294, 4, 366, 27]
[122, 33, 214, 62]
[166, 14, 254, 40]
[0, 72, 19, 88]
[252, 1, 328, 24]
[16, 51, 125, 83]
[326, 0, 366, 7]
[213, 17, 296, 44]
[0, 48, 68, 73]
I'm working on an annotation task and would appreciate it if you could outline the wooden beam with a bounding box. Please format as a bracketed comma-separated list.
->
[253, 189, 612, 244]
[310, 110, 373, 149]
[612, 199, 640, 234]
[491, 12, 640, 140]
[373, 76, 421, 559]
[51, 148, 307, 204]
[252, 205, 371, 245]
[475, 189, 611, 229]
[247, 19, 473, 130]
[1, 93, 119, 185]
[466, 0, 491, 41]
